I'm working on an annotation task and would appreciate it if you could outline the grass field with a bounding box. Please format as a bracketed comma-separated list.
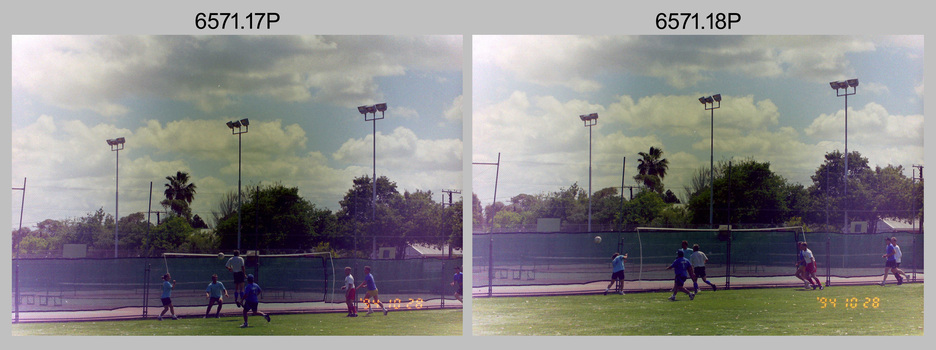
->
[472, 284, 923, 336]
[11, 308, 463, 336]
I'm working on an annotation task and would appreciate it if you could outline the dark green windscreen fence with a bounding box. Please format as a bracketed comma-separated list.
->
[12, 255, 462, 315]
[472, 230, 922, 289]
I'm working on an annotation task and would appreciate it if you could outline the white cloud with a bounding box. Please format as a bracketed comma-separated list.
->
[474, 36, 885, 90]
[12, 36, 463, 115]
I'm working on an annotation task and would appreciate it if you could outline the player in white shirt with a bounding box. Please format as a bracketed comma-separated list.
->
[890, 237, 909, 283]
[340, 267, 358, 317]
[689, 244, 718, 292]
[225, 250, 247, 307]
[800, 242, 822, 290]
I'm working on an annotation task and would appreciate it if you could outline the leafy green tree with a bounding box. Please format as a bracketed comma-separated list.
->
[620, 189, 668, 226]
[146, 216, 197, 253]
[443, 200, 463, 256]
[687, 158, 802, 227]
[217, 183, 326, 252]
[336, 175, 401, 257]
[805, 151, 874, 231]
[472, 193, 485, 232]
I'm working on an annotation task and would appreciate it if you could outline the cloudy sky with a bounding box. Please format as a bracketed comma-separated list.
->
[473, 36, 924, 207]
[11, 35, 463, 229]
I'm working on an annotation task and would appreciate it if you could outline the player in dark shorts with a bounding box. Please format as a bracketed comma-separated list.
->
[666, 250, 696, 301]
[240, 274, 270, 328]
[452, 266, 464, 303]
[688, 244, 717, 292]
[225, 250, 246, 307]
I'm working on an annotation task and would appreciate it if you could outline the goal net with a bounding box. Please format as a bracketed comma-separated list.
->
[160, 252, 337, 307]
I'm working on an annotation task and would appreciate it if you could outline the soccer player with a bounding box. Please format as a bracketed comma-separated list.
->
[689, 244, 717, 292]
[794, 241, 810, 288]
[604, 252, 627, 295]
[881, 237, 904, 286]
[340, 267, 358, 317]
[678, 241, 694, 264]
[452, 266, 464, 303]
[800, 242, 823, 290]
[205, 274, 229, 318]
[225, 250, 247, 307]
[891, 237, 909, 282]
[356, 265, 388, 315]
[240, 274, 271, 328]
[158, 273, 178, 320]
[665, 250, 696, 301]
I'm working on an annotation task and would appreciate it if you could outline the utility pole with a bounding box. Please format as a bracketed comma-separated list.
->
[913, 165, 923, 233]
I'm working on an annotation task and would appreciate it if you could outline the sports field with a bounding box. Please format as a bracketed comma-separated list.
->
[472, 284, 923, 336]
[11, 308, 463, 336]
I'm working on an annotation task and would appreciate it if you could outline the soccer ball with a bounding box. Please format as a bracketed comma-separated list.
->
[594, 236, 602, 244]
[218, 252, 225, 260]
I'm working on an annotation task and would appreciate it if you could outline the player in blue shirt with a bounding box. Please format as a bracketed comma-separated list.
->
[240, 274, 270, 328]
[205, 274, 229, 318]
[666, 250, 696, 301]
[356, 266, 388, 315]
[158, 273, 178, 320]
[881, 237, 904, 286]
[451, 266, 463, 303]
[604, 252, 627, 295]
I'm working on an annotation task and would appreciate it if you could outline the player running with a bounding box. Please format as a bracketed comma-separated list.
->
[340, 267, 358, 317]
[689, 244, 718, 292]
[794, 241, 810, 288]
[666, 250, 696, 301]
[452, 266, 464, 303]
[158, 273, 178, 320]
[891, 237, 909, 282]
[205, 274, 229, 318]
[225, 250, 247, 307]
[356, 266, 389, 316]
[604, 252, 627, 295]
[240, 274, 271, 328]
[881, 237, 904, 286]
[800, 242, 822, 290]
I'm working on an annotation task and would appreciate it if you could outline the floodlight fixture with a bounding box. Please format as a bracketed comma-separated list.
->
[358, 106, 369, 114]
[240, 118, 249, 126]
[699, 97, 707, 104]
[847, 79, 859, 88]
[226, 121, 235, 129]
[712, 94, 721, 102]
[375, 103, 388, 112]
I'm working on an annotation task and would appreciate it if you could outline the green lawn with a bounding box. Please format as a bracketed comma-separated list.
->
[472, 284, 923, 336]
[12, 308, 463, 336]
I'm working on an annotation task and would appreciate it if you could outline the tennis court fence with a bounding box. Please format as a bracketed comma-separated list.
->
[11, 255, 462, 319]
[472, 229, 922, 295]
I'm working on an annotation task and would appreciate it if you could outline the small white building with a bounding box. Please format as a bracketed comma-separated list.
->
[875, 218, 921, 234]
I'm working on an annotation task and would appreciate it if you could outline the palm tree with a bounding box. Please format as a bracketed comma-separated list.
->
[635, 146, 669, 193]
[162, 171, 197, 218]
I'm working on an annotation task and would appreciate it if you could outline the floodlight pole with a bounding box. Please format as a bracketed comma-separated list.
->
[580, 113, 598, 233]
[227, 119, 249, 250]
[108, 138, 125, 258]
[701, 96, 720, 227]
[357, 104, 386, 258]
[831, 79, 857, 233]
